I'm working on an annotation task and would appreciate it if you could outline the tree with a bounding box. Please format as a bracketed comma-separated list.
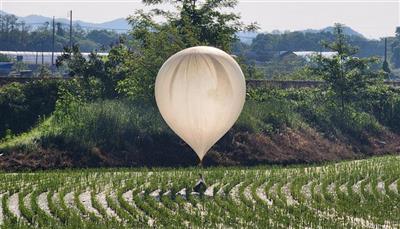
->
[56, 45, 87, 77]
[311, 23, 384, 113]
[116, 0, 257, 100]
[144, 0, 257, 51]
[56, 0, 257, 101]
[56, 22, 65, 36]
[37, 65, 51, 78]
[87, 30, 119, 49]
[56, 44, 125, 99]
[239, 28, 383, 63]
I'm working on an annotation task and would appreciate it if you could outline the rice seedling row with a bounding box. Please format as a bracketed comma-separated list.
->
[0, 155, 399, 228]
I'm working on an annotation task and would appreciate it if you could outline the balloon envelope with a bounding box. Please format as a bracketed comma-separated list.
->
[155, 46, 246, 161]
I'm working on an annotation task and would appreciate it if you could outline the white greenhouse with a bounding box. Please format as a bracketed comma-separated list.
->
[0, 51, 108, 65]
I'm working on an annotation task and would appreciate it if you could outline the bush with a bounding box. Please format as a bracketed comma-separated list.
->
[2, 84, 399, 167]
[36, 99, 199, 166]
[358, 85, 400, 133]
[0, 80, 60, 139]
[288, 88, 383, 141]
[43, 99, 166, 150]
[236, 99, 299, 134]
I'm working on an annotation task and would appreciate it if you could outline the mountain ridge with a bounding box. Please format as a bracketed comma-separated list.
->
[1, 10, 129, 31]
[238, 26, 366, 44]
[1, 10, 367, 41]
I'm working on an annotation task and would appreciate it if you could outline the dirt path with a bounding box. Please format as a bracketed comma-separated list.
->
[0, 194, 4, 225]
[281, 182, 298, 206]
[96, 191, 120, 220]
[64, 192, 76, 211]
[388, 179, 398, 194]
[79, 191, 101, 217]
[229, 182, 243, 205]
[8, 193, 21, 218]
[38, 192, 52, 216]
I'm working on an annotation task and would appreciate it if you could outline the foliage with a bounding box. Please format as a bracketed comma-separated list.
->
[235, 28, 384, 63]
[2, 84, 400, 167]
[260, 54, 322, 80]
[247, 87, 385, 142]
[310, 23, 384, 113]
[116, 0, 257, 100]
[241, 89, 301, 133]
[359, 85, 400, 132]
[11, 84, 383, 161]
[235, 58, 265, 79]
[15, 95, 297, 155]
[301, 95, 382, 141]
[56, 45, 119, 99]
[46, 99, 168, 151]
[36, 65, 51, 78]
[115, 20, 183, 100]
[140, 0, 257, 50]
[86, 30, 120, 50]
[0, 80, 60, 139]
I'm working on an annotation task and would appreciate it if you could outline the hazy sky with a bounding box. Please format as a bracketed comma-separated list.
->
[1, 0, 399, 39]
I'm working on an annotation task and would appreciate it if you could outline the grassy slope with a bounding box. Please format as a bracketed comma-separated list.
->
[1, 95, 400, 170]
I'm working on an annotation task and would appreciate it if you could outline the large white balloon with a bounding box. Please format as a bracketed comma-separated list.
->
[155, 46, 246, 161]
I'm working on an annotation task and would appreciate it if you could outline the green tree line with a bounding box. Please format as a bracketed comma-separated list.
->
[233, 30, 386, 62]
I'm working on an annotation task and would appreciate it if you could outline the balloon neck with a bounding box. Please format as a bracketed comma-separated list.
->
[197, 160, 203, 167]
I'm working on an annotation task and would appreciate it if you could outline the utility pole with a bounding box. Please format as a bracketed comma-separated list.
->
[20, 23, 24, 51]
[383, 37, 391, 74]
[69, 10, 72, 51]
[52, 16, 55, 67]
[384, 37, 388, 63]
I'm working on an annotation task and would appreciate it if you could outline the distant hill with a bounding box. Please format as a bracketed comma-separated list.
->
[237, 31, 258, 44]
[301, 26, 365, 38]
[2, 11, 366, 40]
[268, 26, 365, 38]
[237, 26, 366, 45]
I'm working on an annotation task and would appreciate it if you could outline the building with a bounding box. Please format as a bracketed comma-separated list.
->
[293, 51, 337, 61]
[276, 51, 337, 61]
[0, 51, 108, 65]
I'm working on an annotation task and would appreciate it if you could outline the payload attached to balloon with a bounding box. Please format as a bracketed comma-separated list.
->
[155, 46, 246, 161]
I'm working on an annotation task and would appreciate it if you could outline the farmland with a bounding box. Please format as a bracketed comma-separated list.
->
[0, 155, 399, 228]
